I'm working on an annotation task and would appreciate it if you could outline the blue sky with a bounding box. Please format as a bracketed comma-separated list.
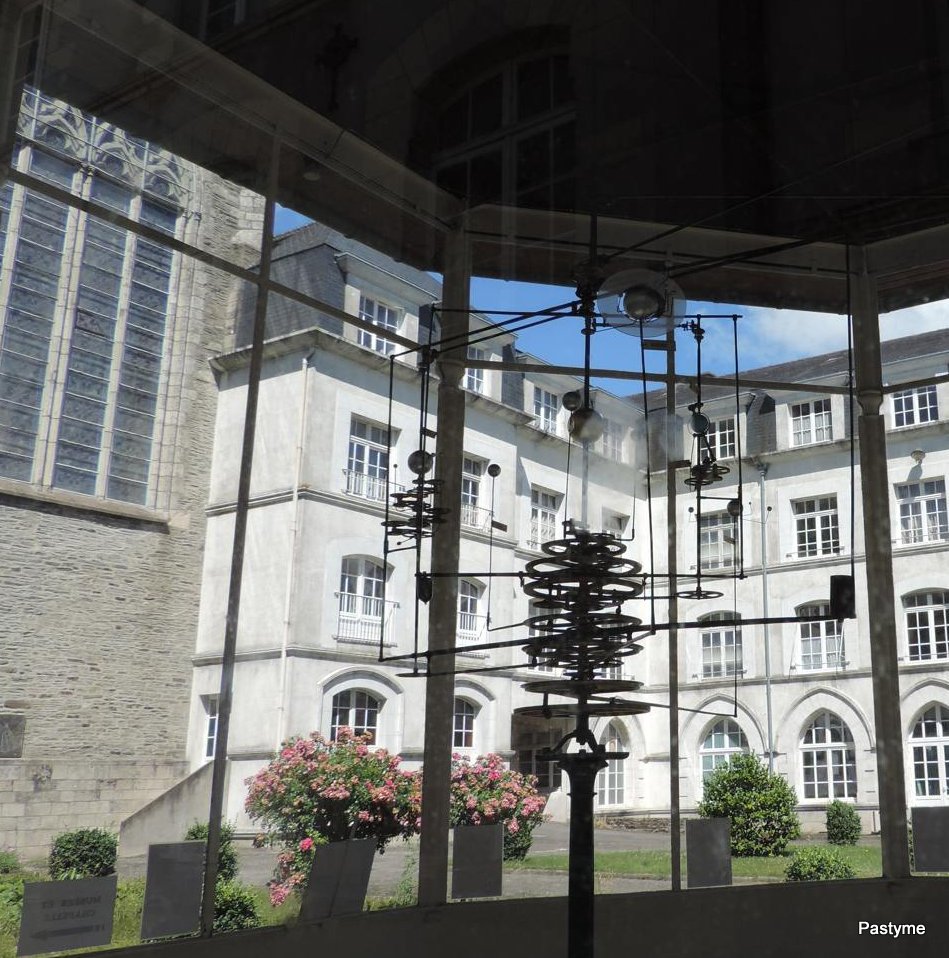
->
[273, 206, 949, 387]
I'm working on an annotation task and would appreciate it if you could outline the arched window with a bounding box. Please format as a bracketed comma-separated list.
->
[596, 723, 625, 807]
[330, 690, 380, 743]
[909, 704, 949, 801]
[337, 557, 390, 643]
[453, 698, 477, 750]
[700, 612, 742, 678]
[801, 711, 856, 799]
[797, 602, 844, 671]
[700, 719, 749, 781]
[904, 592, 949, 662]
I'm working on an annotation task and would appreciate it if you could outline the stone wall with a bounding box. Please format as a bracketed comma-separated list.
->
[0, 758, 188, 863]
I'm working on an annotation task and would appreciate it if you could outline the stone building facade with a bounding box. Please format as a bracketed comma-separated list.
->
[190, 222, 949, 835]
[0, 89, 264, 858]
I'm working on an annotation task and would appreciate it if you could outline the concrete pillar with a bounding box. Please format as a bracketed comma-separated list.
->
[850, 247, 911, 879]
[417, 229, 470, 905]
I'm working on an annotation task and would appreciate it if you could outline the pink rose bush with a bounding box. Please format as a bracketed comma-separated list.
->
[245, 728, 421, 905]
[447, 753, 548, 860]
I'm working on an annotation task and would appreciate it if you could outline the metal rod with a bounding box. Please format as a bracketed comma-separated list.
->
[200, 134, 280, 936]
[666, 327, 682, 891]
[757, 463, 775, 772]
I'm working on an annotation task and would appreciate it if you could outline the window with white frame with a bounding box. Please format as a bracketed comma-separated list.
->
[453, 698, 477, 750]
[461, 456, 486, 529]
[356, 295, 400, 355]
[529, 487, 560, 548]
[345, 418, 390, 501]
[337, 557, 392, 644]
[801, 711, 857, 799]
[596, 723, 625, 806]
[909, 704, 949, 800]
[893, 385, 938, 428]
[516, 744, 562, 792]
[465, 346, 485, 393]
[896, 479, 948, 544]
[700, 612, 743, 678]
[797, 602, 845, 670]
[0, 96, 189, 507]
[202, 695, 218, 760]
[533, 386, 559, 433]
[458, 580, 484, 641]
[700, 719, 749, 781]
[330, 689, 380, 742]
[598, 419, 626, 461]
[790, 398, 832, 446]
[706, 416, 737, 460]
[698, 512, 737, 571]
[793, 496, 840, 557]
[904, 591, 949, 662]
[527, 601, 557, 672]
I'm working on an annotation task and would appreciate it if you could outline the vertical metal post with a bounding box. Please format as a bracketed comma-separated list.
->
[200, 139, 280, 935]
[666, 330, 681, 890]
[417, 228, 470, 906]
[850, 247, 910, 879]
[757, 463, 775, 772]
[560, 750, 608, 958]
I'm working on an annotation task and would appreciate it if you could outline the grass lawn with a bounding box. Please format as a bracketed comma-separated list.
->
[509, 842, 884, 881]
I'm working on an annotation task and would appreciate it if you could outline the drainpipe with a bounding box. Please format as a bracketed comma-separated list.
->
[275, 348, 314, 749]
[756, 460, 775, 772]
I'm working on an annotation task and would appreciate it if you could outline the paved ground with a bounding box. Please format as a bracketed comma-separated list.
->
[119, 822, 677, 900]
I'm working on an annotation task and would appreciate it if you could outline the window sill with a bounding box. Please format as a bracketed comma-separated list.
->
[0, 476, 171, 526]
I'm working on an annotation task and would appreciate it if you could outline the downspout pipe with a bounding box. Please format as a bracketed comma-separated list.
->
[276, 348, 315, 749]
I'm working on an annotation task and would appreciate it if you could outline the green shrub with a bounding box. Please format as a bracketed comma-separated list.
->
[785, 847, 856, 882]
[698, 753, 801, 856]
[213, 881, 261, 933]
[0, 851, 20, 876]
[825, 800, 861, 845]
[48, 828, 118, 879]
[185, 821, 239, 882]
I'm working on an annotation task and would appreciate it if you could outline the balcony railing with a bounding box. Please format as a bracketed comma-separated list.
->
[335, 592, 398, 645]
[343, 469, 405, 503]
[460, 502, 492, 531]
[457, 611, 487, 643]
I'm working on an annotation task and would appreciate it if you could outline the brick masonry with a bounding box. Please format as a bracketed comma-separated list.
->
[0, 171, 265, 859]
[0, 758, 189, 863]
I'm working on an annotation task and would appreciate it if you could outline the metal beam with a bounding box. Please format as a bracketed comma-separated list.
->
[850, 247, 911, 880]
[417, 228, 470, 905]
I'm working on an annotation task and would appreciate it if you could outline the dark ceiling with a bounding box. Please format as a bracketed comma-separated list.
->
[23, 0, 949, 313]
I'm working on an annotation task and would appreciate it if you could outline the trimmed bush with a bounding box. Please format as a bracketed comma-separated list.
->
[213, 881, 261, 932]
[48, 828, 117, 879]
[185, 821, 239, 882]
[825, 800, 861, 845]
[448, 753, 548, 861]
[785, 847, 856, 882]
[697, 753, 801, 856]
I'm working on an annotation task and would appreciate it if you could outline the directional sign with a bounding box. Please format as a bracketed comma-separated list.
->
[140, 842, 205, 940]
[18, 875, 117, 956]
